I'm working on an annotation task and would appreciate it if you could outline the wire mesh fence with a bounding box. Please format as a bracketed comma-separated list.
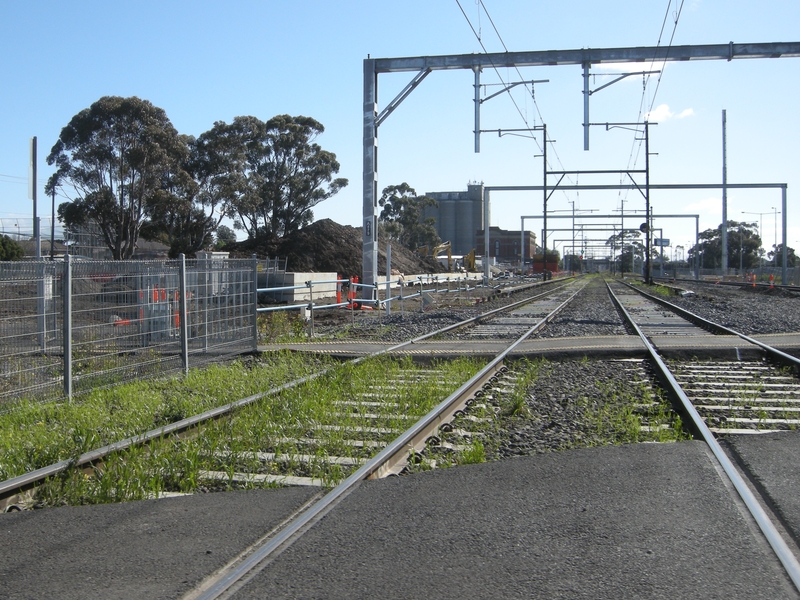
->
[0, 256, 257, 406]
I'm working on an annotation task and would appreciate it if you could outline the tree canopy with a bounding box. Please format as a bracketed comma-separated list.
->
[0, 235, 24, 261]
[768, 244, 797, 267]
[47, 98, 346, 259]
[605, 229, 646, 271]
[688, 221, 761, 270]
[378, 183, 440, 250]
[46, 96, 188, 260]
[198, 115, 348, 241]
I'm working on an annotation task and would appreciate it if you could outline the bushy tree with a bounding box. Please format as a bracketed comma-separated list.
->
[606, 229, 645, 272]
[198, 115, 347, 240]
[0, 235, 24, 261]
[46, 96, 188, 259]
[768, 244, 797, 267]
[688, 221, 761, 269]
[378, 183, 440, 250]
[215, 225, 237, 249]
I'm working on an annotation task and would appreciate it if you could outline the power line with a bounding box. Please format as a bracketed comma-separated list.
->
[455, 0, 574, 202]
[620, 0, 685, 205]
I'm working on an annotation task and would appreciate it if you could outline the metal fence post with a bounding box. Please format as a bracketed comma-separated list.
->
[63, 254, 72, 400]
[399, 279, 404, 319]
[386, 244, 392, 316]
[252, 255, 259, 351]
[37, 258, 46, 353]
[307, 280, 314, 338]
[179, 254, 189, 374]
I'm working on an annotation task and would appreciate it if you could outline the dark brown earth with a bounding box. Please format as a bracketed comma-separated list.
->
[228, 219, 445, 277]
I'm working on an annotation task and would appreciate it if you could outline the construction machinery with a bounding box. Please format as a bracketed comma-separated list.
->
[462, 248, 476, 272]
[417, 241, 452, 271]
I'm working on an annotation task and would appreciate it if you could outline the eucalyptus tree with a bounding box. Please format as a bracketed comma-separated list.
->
[199, 115, 348, 240]
[688, 221, 761, 270]
[378, 183, 440, 250]
[258, 114, 348, 238]
[46, 96, 188, 259]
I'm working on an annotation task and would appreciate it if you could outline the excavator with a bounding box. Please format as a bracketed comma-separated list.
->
[462, 249, 476, 272]
[417, 241, 452, 271]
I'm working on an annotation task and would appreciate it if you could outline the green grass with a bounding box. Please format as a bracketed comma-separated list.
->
[0, 352, 328, 481]
[3, 354, 484, 506]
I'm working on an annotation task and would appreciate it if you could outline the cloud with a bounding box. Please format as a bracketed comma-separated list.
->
[644, 104, 695, 122]
[645, 104, 674, 122]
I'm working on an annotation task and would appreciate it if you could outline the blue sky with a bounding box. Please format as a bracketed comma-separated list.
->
[2, 0, 798, 259]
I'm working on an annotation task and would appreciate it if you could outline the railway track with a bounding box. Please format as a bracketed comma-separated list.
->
[606, 279, 800, 588]
[0, 277, 579, 511]
[5, 274, 800, 597]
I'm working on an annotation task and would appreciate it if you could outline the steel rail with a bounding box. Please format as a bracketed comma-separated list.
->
[0, 278, 576, 511]
[191, 281, 588, 600]
[656, 276, 800, 294]
[623, 281, 800, 369]
[605, 281, 800, 591]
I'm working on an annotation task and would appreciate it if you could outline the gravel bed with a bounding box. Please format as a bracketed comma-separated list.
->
[447, 357, 686, 463]
[650, 281, 800, 335]
[310, 281, 561, 343]
[531, 278, 628, 338]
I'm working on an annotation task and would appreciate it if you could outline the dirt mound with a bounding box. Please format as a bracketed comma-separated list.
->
[227, 219, 445, 276]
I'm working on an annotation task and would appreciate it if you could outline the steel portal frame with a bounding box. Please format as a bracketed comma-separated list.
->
[363, 42, 800, 295]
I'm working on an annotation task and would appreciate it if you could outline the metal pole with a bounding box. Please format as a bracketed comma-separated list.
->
[474, 66, 481, 153]
[399, 277, 404, 319]
[252, 255, 259, 351]
[773, 206, 778, 267]
[721, 110, 728, 274]
[63, 254, 72, 400]
[30, 137, 41, 259]
[362, 59, 379, 296]
[782, 186, 788, 285]
[583, 63, 590, 151]
[543, 124, 548, 280]
[204, 256, 210, 353]
[695, 216, 700, 280]
[571, 201, 575, 274]
[483, 188, 490, 286]
[645, 122, 652, 284]
[386, 244, 392, 316]
[307, 281, 314, 337]
[179, 254, 189, 374]
[50, 189, 56, 260]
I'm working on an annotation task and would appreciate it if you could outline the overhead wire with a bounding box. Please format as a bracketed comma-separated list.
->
[456, 0, 575, 204]
[618, 0, 685, 208]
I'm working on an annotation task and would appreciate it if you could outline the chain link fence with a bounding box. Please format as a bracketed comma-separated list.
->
[0, 256, 258, 405]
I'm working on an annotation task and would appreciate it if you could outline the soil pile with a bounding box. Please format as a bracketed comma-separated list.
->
[228, 219, 445, 276]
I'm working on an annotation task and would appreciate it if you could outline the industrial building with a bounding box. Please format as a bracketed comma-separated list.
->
[476, 227, 537, 264]
[423, 184, 485, 257]
[424, 183, 536, 264]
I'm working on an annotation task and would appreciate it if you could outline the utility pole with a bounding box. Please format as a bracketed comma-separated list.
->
[645, 122, 652, 285]
[542, 124, 548, 280]
[30, 136, 41, 258]
[50, 189, 56, 260]
[721, 110, 728, 274]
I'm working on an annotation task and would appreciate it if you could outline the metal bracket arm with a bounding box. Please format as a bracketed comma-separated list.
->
[376, 68, 431, 127]
[480, 79, 549, 104]
[588, 70, 660, 95]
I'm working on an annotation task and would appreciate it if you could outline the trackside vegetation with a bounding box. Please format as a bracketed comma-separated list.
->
[1, 354, 484, 506]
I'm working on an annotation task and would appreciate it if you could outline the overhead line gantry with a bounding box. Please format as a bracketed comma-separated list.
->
[363, 42, 800, 294]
